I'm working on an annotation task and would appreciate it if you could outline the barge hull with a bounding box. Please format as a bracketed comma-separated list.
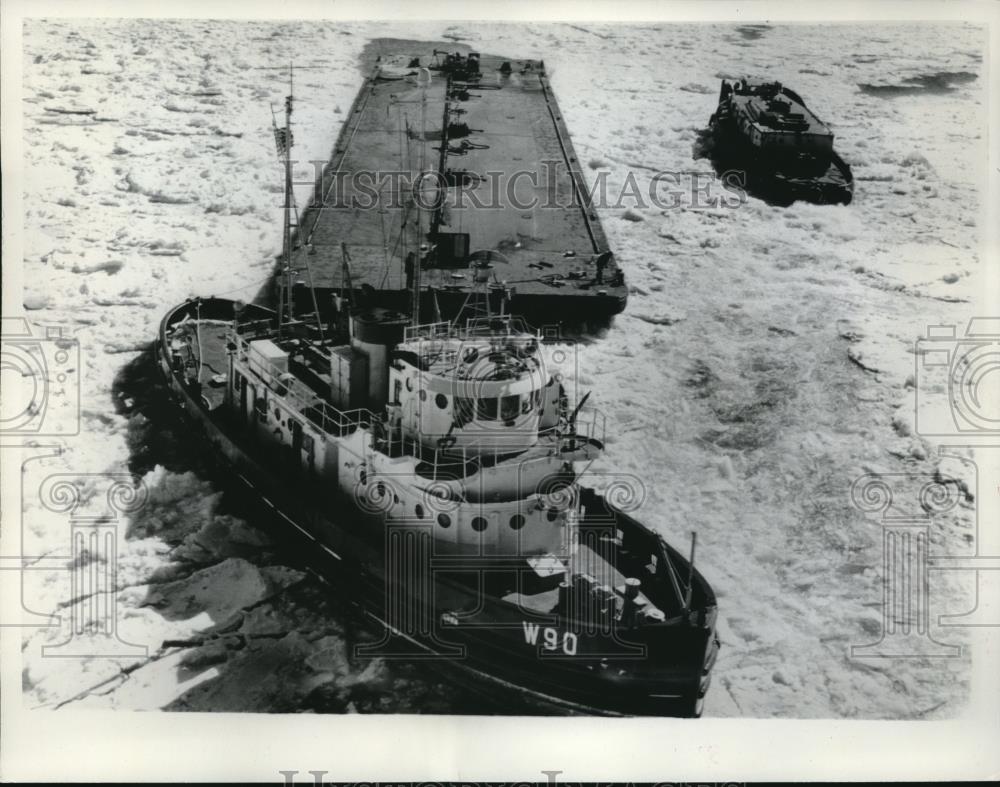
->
[286, 39, 628, 326]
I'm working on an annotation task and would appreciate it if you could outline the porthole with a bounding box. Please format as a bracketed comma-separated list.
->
[471, 516, 488, 532]
[419, 389, 427, 402]
[509, 514, 525, 530]
[376, 482, 386, 498]
[435, 393, 448, 410]
[393, 494, 400, 504]
[360, 470, 367, 485]
[437, 513, 451, 528]
[405, 377, 413, 392]
[415, 503, 425, 519]
[546, 508, 559, 522]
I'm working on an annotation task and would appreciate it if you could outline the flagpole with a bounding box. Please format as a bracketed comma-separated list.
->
[281, 64, 294, 334]
[271, 102, 284, 334]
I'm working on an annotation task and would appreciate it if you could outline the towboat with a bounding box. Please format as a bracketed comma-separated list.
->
[708, 77, 854, 205]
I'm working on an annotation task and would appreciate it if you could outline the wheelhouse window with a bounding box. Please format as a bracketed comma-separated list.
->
[500, 394, 520, 421]
[455, 397, 475, 427]
[476, 397, 498, 421]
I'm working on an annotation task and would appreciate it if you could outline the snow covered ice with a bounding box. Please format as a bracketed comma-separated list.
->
[14, 19, 987, 717]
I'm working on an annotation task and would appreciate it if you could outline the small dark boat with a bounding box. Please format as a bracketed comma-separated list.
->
[708, 78, 854, 205]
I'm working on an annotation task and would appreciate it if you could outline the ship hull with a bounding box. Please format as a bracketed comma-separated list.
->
[156, 297, 718, 716]
[285, 283, 628, 334]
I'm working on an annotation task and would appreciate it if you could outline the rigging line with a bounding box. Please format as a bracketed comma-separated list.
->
[279, 61, 295, 334]
[380, 197, 418, 289]
[300, 247, 325, 341]
[284, 177, 324, 340]
[394, 104, 406, 290]
[207, 272, 280, 299]
[401, 105, 415, 287]
[377, 201, 391, 290]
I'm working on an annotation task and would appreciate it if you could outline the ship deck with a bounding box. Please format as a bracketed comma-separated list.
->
[728, 80, 833, 140]
[734, 94, 829, 135]
[288, 39, 627, 326]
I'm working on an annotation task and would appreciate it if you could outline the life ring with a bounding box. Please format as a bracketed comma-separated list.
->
[462, 346, 479, 364]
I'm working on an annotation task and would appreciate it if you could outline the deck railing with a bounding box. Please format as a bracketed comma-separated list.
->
[561, 405, 606, 449]
[233, 332, 379, 439]
[403, 315, 541, 344]
[374, 401, 605, 485]
[404, 320, 453, 342]
[232, 329, 604, 460]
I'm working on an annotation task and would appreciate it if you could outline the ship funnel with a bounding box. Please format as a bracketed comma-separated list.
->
[350, 308, 409, 411]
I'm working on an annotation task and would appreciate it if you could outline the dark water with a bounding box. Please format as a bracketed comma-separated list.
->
[858, 70, 978, 97]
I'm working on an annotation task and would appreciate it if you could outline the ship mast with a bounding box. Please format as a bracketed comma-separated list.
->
[410, 71, 429, 327]
[272, 64, 326, 342]
[280, 64, 295, 336]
